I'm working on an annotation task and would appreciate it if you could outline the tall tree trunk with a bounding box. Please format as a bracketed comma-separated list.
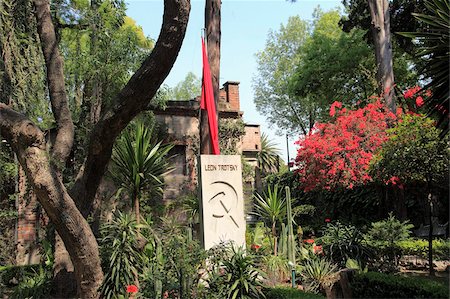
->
[367, 0, 395, 112]
[201, 0, 221, 154]
[1, 0, 191, 297]
[34, 0, 74, 164]
[0, 106, 103, 299]
[33, 0, 77, 289]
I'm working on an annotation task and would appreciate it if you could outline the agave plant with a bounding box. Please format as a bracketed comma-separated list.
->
[110, 119, 174, 223]
[300, 257, 339, 295]
[253, 184, 286, 256]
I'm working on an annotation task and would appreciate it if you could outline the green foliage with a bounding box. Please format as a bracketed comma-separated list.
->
[263, 287, 325, 299]
[171, 72, 201, 101]
[99, 212, 144, 299]
[350, 271, 449, 299]
[399, 0, 449, 133]
[11, 267, 52, 299]
[140, 218, 206, 298]
[396, 238, 450, 261]
[253, 185, 286, 255]
[300, 258, 339, 294]
[365, 213, 414, 246]
[364, 213, 414, 272]
[257, 133, 281, 177]
[205, 244, 265, 299]
[261, 254, 289, 286]
[0, 255, 53, 299]
[289, 9, 378, 116]
[318, 221, 371, 267]
[109, 119, 174, 216]
[253, 15, 312, 134]
[59, 1, 154, 119]
[0, 145, 16, 194]
[219, 119, 246, 155]
[0, 0, 51, 126]
[371, 114, 449, 185]
[253, 185, 286, 229]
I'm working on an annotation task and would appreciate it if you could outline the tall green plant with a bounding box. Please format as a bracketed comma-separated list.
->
[364, 213, 414, 271]
[110, 119, 174, 223]
[253, 185, 286, 256]
[285, 186, 296, 267]
[257, 133, 281, 177]
[99, 212, 144, 299]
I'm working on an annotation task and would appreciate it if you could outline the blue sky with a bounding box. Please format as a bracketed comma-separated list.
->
[126, 0, 343, 162]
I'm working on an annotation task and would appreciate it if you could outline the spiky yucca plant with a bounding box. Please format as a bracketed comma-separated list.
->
[253, 185, 286, 256]
[99, 212, 145, 299]
[110, 119, 174, 223]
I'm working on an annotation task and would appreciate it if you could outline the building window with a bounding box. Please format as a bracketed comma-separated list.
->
[255, 144, 259, 150]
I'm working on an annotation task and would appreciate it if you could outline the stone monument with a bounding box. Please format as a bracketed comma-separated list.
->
[199, 155, 246, 250]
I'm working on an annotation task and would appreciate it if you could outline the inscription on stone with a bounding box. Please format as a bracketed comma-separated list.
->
[200, 155, 245, 250]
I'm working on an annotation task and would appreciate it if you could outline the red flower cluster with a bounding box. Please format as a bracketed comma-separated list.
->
[329, 101, 343, 117]
[313, 245, 323, 254]
[403, 86, 421, 99]
[415, 96, 424, 107]
[401, 86, 432, 112]
[126, 285, 138, 293]
[325, 218, 331, 223]
[304, 239, 315, 244]
[251, 244, 261, 250]
[296, 99, 396, 191]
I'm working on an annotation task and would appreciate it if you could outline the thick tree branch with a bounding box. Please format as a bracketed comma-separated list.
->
[34, 0, 74, 164]
[0, 104, 102, 299]
[71, 0, 191, 215]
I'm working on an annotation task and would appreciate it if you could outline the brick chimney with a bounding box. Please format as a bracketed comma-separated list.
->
[223, 81, 240, 111]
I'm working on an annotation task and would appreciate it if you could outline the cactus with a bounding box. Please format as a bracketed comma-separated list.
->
[285, 186, 296, 267]
[279, 223, 288, 257]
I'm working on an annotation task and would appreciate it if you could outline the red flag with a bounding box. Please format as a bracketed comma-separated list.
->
[200, 38, 220, 155]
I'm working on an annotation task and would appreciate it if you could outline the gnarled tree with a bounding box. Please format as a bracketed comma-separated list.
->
[0, 0, 191, 297]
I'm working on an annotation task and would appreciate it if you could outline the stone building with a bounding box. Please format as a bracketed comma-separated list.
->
[153, 81, 262, 203]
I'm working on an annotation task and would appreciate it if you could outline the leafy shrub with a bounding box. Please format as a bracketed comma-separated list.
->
[11, 267, 52, 299]
[396, 238, 450, 260]
[263, 286, 325, 299]
[261, 254, 289, 286]
[351, 272, 449, 298]
[0, 263, 52, 299]
[364, 213, 414, 271]
[204, 243, 265, 299]
[318, 221, 371, 267]
[140, 219, 206, 299]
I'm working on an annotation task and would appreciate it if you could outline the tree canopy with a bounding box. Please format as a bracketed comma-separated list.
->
[253, 8, 417, 136]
